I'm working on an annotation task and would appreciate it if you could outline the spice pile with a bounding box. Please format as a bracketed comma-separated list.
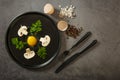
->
[66, 25, 82, 38]
[59, 5, 76, 18]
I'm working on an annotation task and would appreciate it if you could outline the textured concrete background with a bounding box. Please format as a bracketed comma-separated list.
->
[0, 0, 120, 80]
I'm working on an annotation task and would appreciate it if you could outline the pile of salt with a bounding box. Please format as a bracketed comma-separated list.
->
[59, 5, 76, 18]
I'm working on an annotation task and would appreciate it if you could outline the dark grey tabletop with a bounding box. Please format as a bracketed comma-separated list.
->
[0, 0, 120, 80]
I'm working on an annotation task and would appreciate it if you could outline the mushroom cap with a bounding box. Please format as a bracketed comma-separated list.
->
[40, 35, 51, 47]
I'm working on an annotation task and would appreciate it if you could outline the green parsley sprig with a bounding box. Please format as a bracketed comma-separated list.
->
[37, 47, 47, 59]
[30, 20, 42, 35]
[11, 37, 27, 50]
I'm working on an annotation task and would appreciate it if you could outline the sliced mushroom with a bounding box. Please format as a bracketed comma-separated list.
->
[24, 48, 35, 59]
[39, 35, 51, 47]
[18, 26, 28, 37]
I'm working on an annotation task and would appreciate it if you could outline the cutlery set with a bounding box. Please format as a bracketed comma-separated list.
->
[55, 31, 98, 73]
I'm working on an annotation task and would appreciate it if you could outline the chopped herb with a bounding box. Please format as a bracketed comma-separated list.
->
[11, 37, 27, 50]
[37, 47, 47, 59]
[30, 20, 42, 35]
[11, 37, 18, 45]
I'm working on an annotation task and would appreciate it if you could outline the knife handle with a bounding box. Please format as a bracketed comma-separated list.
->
[55, 53, 79, 73]
[71, 32, 92, 50]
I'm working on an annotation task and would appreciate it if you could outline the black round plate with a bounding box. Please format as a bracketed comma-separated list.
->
[6, 12, 60, 69]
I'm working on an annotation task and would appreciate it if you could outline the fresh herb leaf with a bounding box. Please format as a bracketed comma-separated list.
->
[37, 47, 47, 59]
[30, 20, 42, 35]
[11, 37, 18, 45]
[11, 37, 27, 50]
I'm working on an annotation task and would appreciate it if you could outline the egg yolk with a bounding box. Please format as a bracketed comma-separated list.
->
[27, 36, 37, 46]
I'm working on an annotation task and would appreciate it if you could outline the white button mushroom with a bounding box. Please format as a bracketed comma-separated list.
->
[24, 48, 35, 59]
[18, 26, 28, 37]
[39, 35, 51, 47]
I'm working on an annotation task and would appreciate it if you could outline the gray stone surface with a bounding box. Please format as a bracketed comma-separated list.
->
[0, 0, 120, 80]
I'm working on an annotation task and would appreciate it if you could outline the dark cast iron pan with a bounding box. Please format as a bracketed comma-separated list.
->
[5, 12, 61, 69]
